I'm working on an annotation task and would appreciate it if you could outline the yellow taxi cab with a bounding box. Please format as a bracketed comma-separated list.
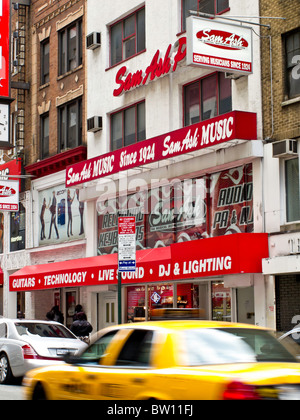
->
[23, 320, 300, 400]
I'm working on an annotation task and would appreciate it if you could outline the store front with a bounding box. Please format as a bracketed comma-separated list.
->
[9, 233, 268, 327]
[126, 280, 231, 323]
[0, 269, 3, 315]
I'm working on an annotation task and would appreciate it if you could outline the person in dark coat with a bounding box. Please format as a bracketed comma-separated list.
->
[70, 312, 93, 337]
[51, 305, 64, 324]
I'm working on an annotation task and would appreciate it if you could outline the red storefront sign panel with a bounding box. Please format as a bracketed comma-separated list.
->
[0, 268, 3, 286]
[170, 233, 269, 280]
[66, 111, 257, 188]
[0, 159, 22, 191]
[0, 0, 10, 98]
[9, 234, 268, 292]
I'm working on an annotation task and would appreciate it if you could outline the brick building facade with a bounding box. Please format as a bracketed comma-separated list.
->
[261, 0, 300, 331]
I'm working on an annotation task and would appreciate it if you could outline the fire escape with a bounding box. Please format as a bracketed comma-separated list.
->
[11, 1, 30, 156]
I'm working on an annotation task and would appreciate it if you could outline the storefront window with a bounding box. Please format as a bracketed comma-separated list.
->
[10, 203, 25, 252]
[0, 212, 3, 254]
[66, 290, 77, 328]
[212, 282, 231, 322]
[148, 284, 173, 318]
[177, 283, 199, 308]
[127, 286, 146, 323]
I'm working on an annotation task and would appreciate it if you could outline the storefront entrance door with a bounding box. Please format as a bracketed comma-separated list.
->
[103, 293, 116, 329]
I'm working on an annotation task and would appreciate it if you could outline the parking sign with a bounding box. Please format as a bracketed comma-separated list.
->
[118, 217, 136, 272]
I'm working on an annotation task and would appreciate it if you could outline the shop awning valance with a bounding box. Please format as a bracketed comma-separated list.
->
[9, 233, 269, 292]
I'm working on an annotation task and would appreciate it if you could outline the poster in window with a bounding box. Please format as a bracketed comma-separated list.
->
[210, 164, 253, 236]
[10, 203, 25, 252]
[97, 191, 145, 255]
[38, 185, 85, 246]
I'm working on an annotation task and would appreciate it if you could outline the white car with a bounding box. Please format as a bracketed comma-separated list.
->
[0, 318, 87, 384]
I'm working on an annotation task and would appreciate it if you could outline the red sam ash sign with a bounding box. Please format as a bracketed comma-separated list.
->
[187, 17, 253, 75]
[66, 111, 257, 188]
[0, 0, 10, 98]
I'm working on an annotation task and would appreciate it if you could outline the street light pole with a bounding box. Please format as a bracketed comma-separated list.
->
[118, 271, 122, 324]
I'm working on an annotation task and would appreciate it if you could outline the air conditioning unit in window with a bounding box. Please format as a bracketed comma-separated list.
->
[87, 116, 102, 133]
[272, 139, 298, 158]
[86, 32, 101, 50]
[225, 72, 244, 80]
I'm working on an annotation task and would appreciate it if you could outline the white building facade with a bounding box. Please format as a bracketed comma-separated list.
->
[8, 0, 274, 330]
[76, 0, 269, 329]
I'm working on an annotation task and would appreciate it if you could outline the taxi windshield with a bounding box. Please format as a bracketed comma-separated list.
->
[182, 328, 296, 366]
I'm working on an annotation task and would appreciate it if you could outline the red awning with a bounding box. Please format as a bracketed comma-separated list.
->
[9, 234, 269, 293]
[0, 268, 3, 286]
[9, 246, 172, 292]
[170, 233, 269, 280]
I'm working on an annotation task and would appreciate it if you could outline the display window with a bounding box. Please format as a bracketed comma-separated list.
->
[126, 281, 221, 323]
[127, 286, 146, 323]
[97, 164, 254, 255]
[148, 284, 174, 315]
[212, 281, 231, 322]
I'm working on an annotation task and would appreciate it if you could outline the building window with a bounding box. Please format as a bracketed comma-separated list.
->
[58, 98, 82, 151]
[111, 102, 146, 151]
[41, 40, 50, 85]
[284, 30, 300, 99]
[184, 72, 231, 126]
[59, 20, 82, 76]
[40, 113, 49, 159]
[182, 0, 229, 31]
[10, 203, 26, 252]
[110, 8, 145, 67]
[285, 158, 300, 223]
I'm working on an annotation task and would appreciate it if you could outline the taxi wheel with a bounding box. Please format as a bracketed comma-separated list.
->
[0, 353, 13, 385]
[32, 382, 47, 401]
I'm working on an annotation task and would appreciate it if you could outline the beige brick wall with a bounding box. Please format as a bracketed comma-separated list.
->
[260, 0, 300, 141]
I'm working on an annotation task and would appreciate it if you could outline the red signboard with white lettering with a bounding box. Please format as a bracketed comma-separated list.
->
[0, 0, 10, 98]
[66, 111, 257, 188]
[187, 17, 253, 75]
[9, 233, 269, 292]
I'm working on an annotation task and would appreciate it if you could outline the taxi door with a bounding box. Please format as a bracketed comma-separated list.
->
[97, 329, 155, 400]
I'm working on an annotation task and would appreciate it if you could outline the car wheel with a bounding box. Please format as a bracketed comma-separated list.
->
[32, 382, 47, 401]
[0, 353, 13, 385]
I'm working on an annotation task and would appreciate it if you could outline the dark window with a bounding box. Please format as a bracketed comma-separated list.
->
[182, 0, 229, 31]
[285, 158, 300, 222]
[78, 331, 119, 365]
[110, 8, 145, 66]
[59, 98, 82, 151]
[115, 329, 154, 367]
[41, 40, 50, 85]
[59, 20, 83, 75]
[184, 73, 231, 126]
[284, 30, 300, 99]
[111, 102, 146, 151]
[0, 323, 7, 338]
[40, 113, 49, 159]
[10, 203, 25, 252]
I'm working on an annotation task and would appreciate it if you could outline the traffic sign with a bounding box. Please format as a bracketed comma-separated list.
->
[118, 217, 136, 272]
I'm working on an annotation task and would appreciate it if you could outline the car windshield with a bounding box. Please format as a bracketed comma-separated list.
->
[15, 322, 75, 339]
[182, 328, 297, 366]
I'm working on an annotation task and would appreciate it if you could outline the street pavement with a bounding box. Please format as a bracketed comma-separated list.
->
[0, 385, 24, 400]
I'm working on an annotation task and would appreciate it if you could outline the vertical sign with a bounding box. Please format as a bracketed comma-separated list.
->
[0, 0, 10, 98]
[186, 16, 253, 75]
[0, 180, 19, 211]
[118, 217, 136, 272]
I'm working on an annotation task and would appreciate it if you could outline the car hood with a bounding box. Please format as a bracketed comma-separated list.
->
[19, 336, 87, 358]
